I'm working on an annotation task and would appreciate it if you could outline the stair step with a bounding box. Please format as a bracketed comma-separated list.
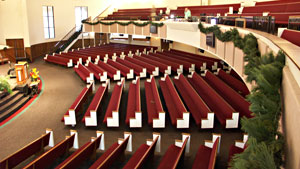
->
[0, 93, 24, 113]
[0, 96, 30, 123]
[0, 91, 20, 107]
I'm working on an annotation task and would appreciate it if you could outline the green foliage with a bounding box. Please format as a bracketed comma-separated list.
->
[0, 77, 12, 94]
[198, 22, 285, 169]
[230, 138, 277, 169]
[82, 20, 164, 27]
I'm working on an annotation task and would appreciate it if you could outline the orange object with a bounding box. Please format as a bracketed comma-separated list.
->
[15, 62, 29, 85]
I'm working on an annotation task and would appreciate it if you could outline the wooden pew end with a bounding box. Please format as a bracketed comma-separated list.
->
[176, 112, 190, 129]
[225, 112, 239, 128]
[201, 112, 215, 129]
[70, 130, 79, 149]
[175, 133, 191, 154]
[46, 128, 54, 147]
[204, 133, 221, 153]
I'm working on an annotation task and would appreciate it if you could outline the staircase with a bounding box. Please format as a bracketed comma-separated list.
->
[50, 26, 82, 54]
[0, 90, 30, 123]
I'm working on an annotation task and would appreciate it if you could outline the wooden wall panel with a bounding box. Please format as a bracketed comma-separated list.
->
[134, 26, 142, 35]
[143, 25, 150, 36]
[127, 25, 134, 34]
[118, 25, 126, 34]
[225, 41, 235, 66]
[30, 41, 58, 60]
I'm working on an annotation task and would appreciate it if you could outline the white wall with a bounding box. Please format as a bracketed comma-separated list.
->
[0, 0, 28, 46]
[0, 0, 108, 47]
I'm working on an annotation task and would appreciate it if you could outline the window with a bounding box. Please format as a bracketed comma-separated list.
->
[75, 6, 88, 31]
[43, 6, 55, 39]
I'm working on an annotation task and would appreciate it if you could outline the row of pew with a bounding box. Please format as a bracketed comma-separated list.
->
[73, 48, 223, 84]
[228, 0, 300, 25]
[62, 70, 251, 129]
[0, 129, 228, 169]
[44, 43, 156, 68]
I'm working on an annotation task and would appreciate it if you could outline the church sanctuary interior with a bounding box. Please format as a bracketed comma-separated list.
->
[1, 0, 300, 168]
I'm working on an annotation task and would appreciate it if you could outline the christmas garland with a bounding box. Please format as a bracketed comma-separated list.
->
[198, 22, 285, 169]
[82, 20, 164, 27]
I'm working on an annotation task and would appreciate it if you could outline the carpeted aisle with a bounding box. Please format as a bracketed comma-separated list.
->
[0, 57, 243, 169]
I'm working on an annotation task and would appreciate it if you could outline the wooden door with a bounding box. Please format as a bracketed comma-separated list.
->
[6, 39, 25, 58]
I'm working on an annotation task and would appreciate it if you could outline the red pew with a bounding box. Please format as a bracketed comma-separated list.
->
[192, 134, 221, 169]
[151, 52, 195, 72]
[216, 69, 250, 97]
[145, 76, 166, 128]
[228, 134, 248, 165]
[124, 56, 159, 76]
[188, 72, 239, 128]
[103, 78, 125, 127]
[74, 63, 94, 83]
[85, 61, 108, 82]
[0, 129, 54, 169]
[203, 70, 253, 118]
[126, 77, 142, 128]
[145, 54, 183, 74]
[96, 60, 121, 81]
[173, 73, 214, 128]
[115, 57, 147, 78]
[23, 130, 79, 169]
[83, 80, 109, 126]
[44, 54, 73, 67]
[158, 51, 206, 71]
[133, 55, 171, 75]
[55, 131, 105, 169]
[89, 132, 132, 169]
[123, 133, 161, 169]
[159, 75, 190, 128]
[105, 58, 134, 79]
[157, 133, 190, 169]
[62, 83, 93, 126]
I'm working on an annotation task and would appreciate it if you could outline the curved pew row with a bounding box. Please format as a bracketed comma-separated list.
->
[55, 131, 104, 169]
[83, 80, 110, 126]
[157, 133, 190, 169]
[55, 53, 82, 65]
[203, 70, 253, 118]
[150, 52, 195, 72]
[85, 61, 108, 82]
[114, 57, 147, 78]
[159, 75, 190, 129]
[124, 56, 159, 76]
[95, 60, 121, 81]
[23, 130, 79, 169]
[123, 133, 161, 169]
[62, 83, 93, 127]
[228, 134, 248, 166]
[157, 51, 206, 71]
[144, 54, 183, 74]
[0, 129, 54, 169]
[74, 63, 94, 83]
[192, 134, 221, 169]
[173, 73, 214, 129]
[133, 55, 171, 75]
[44, 55, 73, 67]
[104, 58, 134, 79]
[126, 77, 142, 128]
[89, 132, 132, 169]
[145, 76, 166, 128]
[216, 69, 250, 97]
[103, 78, 125, 127]
[188, 72, 239, 128]
[168, 49, 220, 70]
